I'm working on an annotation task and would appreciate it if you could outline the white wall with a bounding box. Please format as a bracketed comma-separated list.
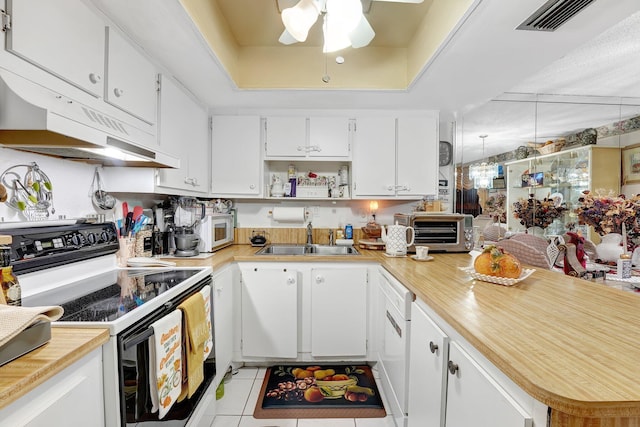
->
[0, 148, 101, 223]
[233, 199, 419, 230]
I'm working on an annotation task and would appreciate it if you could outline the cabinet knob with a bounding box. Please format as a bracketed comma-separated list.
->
[387, 185, 394, 191]
[89, 73, 101, 84]
[315, 275, 324, 284]
[297, 146, 304, 151]
[249, 184, 256, 189]
[287, 277, 296, 285]
[429, 341, 438, 354]
[447, 360, 459, 375]
[113, 88, 124, 97]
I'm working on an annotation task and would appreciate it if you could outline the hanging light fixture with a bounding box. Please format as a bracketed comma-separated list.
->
[468, 134, 499, 189]
[278, 0, 375, 51]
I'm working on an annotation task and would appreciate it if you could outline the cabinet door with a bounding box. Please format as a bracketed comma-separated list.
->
[105, 27, 157, 124]
[241, 267, 298, 358]
[445, 342, 532, 427]
[6, 0, 105, 97]
[212, 116, 262, 196]
[157, 75, 209, 193]
[397, 116, 438, 196]
[213, 266, 234, 382]
[352, 117, 396, 196]
[0, 349, 104, 427]
[310, 267, 368, 357]
[408, 302, 449, 427]
[308, 117, 351, 158]
[264, 116, 307, 157]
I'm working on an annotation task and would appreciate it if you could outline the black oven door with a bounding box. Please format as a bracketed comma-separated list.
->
[117, 276, 215, 426]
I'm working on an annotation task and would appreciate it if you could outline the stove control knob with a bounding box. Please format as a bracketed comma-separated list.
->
[71, 233, 86, 246]
[87, 233, 97, 245]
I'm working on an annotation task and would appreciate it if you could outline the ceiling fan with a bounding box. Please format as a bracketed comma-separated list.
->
[277, 0, 424, 52]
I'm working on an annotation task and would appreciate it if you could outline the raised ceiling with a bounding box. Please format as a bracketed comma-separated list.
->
[180, 0, 472, 89]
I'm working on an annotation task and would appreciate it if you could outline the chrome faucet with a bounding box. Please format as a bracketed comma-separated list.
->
[328, 229, 334, 245]
[306, 222, 313, 244]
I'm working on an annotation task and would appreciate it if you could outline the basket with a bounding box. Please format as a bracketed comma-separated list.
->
[536, 139, 565, 155]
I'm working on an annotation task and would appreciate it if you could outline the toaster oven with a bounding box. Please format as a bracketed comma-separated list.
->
[393, 213, 474, 253]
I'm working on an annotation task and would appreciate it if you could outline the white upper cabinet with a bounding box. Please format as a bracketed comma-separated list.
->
[264, 116, 352, 159]
[212, 116, 262, 197]
[156, 75, 209, 194]
[352, 117, 396, 197]
[308, 117, 351, 158]
[5, 0, 105, 97]
[397, 116, 438, 196]
[105, 27, 158, 124]
[353, 113, 438, 198]
[264, 116, 306, 158]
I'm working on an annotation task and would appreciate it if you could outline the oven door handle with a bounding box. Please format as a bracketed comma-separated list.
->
[123, 327, 155, 351]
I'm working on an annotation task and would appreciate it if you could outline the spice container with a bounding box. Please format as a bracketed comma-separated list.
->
[1, 235, 21, 306]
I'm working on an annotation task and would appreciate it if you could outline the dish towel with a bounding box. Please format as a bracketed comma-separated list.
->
[148, 310, 182, 419]
[0, 305, 63, 347]
[200, 285, 213, 360]
[177, 292, 208, 401]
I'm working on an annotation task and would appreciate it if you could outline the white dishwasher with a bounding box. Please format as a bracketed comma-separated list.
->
[376, 268, 414, 427]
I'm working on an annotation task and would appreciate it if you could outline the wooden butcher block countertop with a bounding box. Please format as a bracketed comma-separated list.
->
[0, 327, 109, 409]
[176, 244, 640, 420]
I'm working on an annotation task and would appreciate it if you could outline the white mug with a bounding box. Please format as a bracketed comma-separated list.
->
[415, 246, 430, 259]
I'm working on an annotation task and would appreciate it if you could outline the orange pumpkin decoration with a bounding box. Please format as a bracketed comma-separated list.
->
[474, 245, 522, 279]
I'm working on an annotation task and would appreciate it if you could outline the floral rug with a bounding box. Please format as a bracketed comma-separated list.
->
[253, 364, 386, 419]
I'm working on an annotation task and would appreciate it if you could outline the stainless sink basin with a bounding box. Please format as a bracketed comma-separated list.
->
[307, 244, 360, 255]
[255, 244, 360, 256]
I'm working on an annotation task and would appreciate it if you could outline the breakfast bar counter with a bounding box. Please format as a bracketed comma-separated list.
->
[177, 244, 640, 424]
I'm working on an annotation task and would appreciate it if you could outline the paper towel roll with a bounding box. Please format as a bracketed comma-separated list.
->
[272, 207, 306, 222]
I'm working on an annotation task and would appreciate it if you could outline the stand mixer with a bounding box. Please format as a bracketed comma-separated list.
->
[174, 226, 200, 257]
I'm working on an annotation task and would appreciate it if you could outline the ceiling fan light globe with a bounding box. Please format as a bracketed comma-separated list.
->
[278, 29, 299, 45]
[323, 14, 352, 52]
[326, 0, 362, 33]
[349, 15, 375, 48]
[281, 0, 321, 42]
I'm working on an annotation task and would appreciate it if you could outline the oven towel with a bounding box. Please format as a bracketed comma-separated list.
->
[0, 305, 63, 348]
[177, 292, 207, 401]
[149, 310, 182, 419]
[200, 285, 213, 360]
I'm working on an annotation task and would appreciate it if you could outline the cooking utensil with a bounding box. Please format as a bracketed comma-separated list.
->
[122, 201, 129, 218]
[90, 168, 115, 211]
[133, 205, 143, 222]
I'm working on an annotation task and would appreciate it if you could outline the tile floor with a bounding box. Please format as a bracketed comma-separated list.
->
[210, 367, 396, 427]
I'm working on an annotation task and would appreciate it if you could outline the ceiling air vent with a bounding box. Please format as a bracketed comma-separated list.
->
[516, 0, 597, 32]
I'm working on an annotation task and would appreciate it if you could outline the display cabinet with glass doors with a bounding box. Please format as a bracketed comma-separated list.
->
[505, 145, 620, 239]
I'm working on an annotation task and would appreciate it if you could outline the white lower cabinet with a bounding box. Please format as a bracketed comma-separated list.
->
[310, 267, 368, 357]
[445, 342, 533, 427]
[240, 265, 299, 358]
[408, 299, 534, 427]
[408, 302, 449, 427]
[0, 348, 104, 427]
[213, 265, 234, 386]
[238, 263, 371, 361]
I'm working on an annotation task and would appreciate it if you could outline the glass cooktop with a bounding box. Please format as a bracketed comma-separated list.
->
[26, 269, 201, 322]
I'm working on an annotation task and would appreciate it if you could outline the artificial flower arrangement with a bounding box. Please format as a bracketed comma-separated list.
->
[512, 195, 567, 229]
[574, 189, 640, 236]
[484, 193, 507, 223]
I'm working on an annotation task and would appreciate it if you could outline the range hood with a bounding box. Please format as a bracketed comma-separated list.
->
[0, 68, 179, 168]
